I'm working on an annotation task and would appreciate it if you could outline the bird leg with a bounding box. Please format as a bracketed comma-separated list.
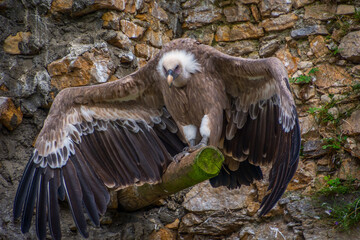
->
[187, 137, 208, 152]
[173, 138, 207, 162]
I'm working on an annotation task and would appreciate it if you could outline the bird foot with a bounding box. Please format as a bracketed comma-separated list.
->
[187, 142, 207, 152]
[173, 138, 208, 162]
[173, 150, 190, 163]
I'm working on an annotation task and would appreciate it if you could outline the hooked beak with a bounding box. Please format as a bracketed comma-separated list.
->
[166, 70, 174, 88]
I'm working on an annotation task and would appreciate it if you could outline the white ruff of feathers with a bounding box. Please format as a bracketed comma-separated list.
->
[157, 50, 201, 79]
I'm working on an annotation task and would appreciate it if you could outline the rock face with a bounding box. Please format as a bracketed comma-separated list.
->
[341, 110, 360, 136]
[304, 4, 336, 20]
[291, 25, 328, 39]
[47, 45, 115, 89]
[339, 31, 360, 63]
[183, 181, 248, 212]
[259, 0, 293, 17]
[260, 13, 298, 31]
[1, 0, 360, 239]
[0, 97, 23, 130]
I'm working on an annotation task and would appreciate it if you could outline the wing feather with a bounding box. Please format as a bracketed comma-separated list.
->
[14, 61, 186, 239]
[48, 173, 61, 240]
[202, 42, 300, 216]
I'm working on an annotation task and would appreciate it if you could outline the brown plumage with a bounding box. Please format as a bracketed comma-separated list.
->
[14, 38, 300, 239]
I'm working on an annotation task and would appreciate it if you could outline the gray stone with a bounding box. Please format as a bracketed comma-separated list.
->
[339, 31, 360, 63]
[298, 61, 313, 69]
[341, 110, 360, 136]
[336, 5, 355, 15]
[223, 3, 251, 22]
[304, 4, 336, 20]
[183, 4, 222, 28]
[293, 0, 315, 9]
[183, 181, 247, 212]
[259, 0, 293, 17]
[215, 40, 257, 56]
[259, 39, 280, 57]
[291, 25, 329, 39]
[303, 140, 328, 158]
[179, 211, 251, 235]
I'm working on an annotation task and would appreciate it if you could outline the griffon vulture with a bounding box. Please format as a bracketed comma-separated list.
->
[14, 38, 300, 239]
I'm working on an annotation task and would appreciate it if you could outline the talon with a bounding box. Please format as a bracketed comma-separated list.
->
[188, 142, 207, 152]
[173, 151, 189, 162]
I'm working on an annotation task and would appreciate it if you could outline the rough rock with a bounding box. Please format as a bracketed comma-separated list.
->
[250, 4, 261, 22]
[291, 25, 328, 39]
[275, 48, 299, 75]
[259, 0, 293, 17]
[223, 3, 251, 22]
[165, 219, 180, 229]
[336, 5, 355, 15]
[293, 0, 315, 9]
[314, 63, 352, 88]
[310, 35, 330, 58]
[214, 41, 257, 56]
[179, 211, 251, 235]
[144, 29, 170, 48]
[303, 140, 328, 158]
[104, 31, 132, 50]
[293, 84, 316, 101]
[298, 115, 317, 137]
[3, 32, 31, 54]
[134, 43, 159, 60]
[183, 4, 222, 29]
[48, 46, 114, 89]
[182, 28, 214, 45]
[50, 0, 73, 14]
[216, 23, 264, 41]
[345, 137, 360, 159]
[149, 228, 176, 240]
[350, 65, 360, 76]
[215, 25, 231, 42]
[341, 110, 360, 136]
[259, 39, 280, 57]
[304, 4, 336, 20]
[151, 2, 169, 22]
[298, 61, 313, 69]
[287, 160, 316, 191]
[102, 11, 122, 30]
[183, 181, 251, 211]
[336, 156, 360, 180]
[120, 20, 147, 39]
[52, 0, 142, 16]
[331, 28, 344, 42]
[0, 97, 23, 131]
[239, 0, 260, 4]
[230, 23, 264, 41]
[260, 13, 298, 32]
[338, 31, 360, 63]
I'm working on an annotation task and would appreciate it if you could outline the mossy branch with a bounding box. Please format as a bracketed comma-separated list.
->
[116, 146, 224, 212]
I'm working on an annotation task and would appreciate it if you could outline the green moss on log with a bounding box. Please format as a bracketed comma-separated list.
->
[117, 147, 224, 211]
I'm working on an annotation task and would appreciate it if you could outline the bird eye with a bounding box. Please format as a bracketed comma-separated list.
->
[163, 66, 166, 72]
[175, 65, 179, 70]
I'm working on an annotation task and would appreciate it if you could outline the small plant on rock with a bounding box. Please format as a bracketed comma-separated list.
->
[318, 175, 355, 196]
[290, 67, 319, 84]
[322, 135, 348, 151]
[317, 176, 360, 231]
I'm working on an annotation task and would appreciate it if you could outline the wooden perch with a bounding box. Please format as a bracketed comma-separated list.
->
[117, 146, 224, 211]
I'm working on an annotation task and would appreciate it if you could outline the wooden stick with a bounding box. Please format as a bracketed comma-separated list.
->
[116, 146, 224, 211]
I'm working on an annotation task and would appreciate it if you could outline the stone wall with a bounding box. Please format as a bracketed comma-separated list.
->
[1, 0, 360, 239]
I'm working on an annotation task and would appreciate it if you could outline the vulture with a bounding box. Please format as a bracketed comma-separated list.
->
[14, 38, 300, 239]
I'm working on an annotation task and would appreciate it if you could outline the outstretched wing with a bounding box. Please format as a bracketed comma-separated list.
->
[13, 60, 185, 239]
[204, 46, 300, 216]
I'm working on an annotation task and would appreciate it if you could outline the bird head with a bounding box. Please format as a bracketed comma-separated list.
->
[157, 50, 201, 88]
